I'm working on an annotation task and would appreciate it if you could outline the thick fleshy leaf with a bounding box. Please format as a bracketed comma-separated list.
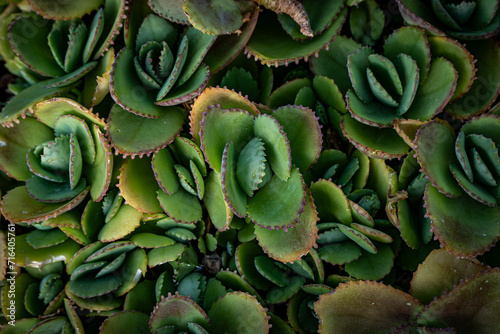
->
[272, 105, 322, 172]
[157, 188, 202, 224]
[410, 249, 487, 304]
[414, 120, 463, 197]
[107, 104, 185, 157]
[383, 26, 431, 82]
[268, 78, 310, 109]
[204, 7, 259, 73]
[147, 243, 185, 268]
[404, 57, 457, 120]
[100, 311, 150, 334]
[27, 0, 102, 20]
[1, 185, 89, 224]
[0, 117, 53, 181]
[26, 176, 86, 203]
[446, 39, 500, 118]
[200, 105, 255, 173]
[204, 171, 233, 231]
[310, 35, 361, 94]
[152, 148, 180, 195]
[209, 291, 270, 333]
[65, 283, 123, 311]
[319, 241, 362, 266]
[424, 184, 500, 256]
[14, 233, 80, 267]
[26, 228, 68, 249]
[235, 242, 273, 290]
[342, 114, 410, 159]
[54, 115, 96, 164]
[310, 179, 351, 225]
[348, 46, 374, 104]
[347, 89, 396, 127]
[221, 141, 248, 217]
[255, 190, 318, 263]
[246, 8, 347, 66]
[9, 14, 65, 77]
[428, 36, 476, 100]
[236, 137, 267, 197]
[156, 36, 189, 101]
[88, 124, 113, 202]
[111, 47, 170, 117]
[266, 276, 306, 304]
[190, 87, 259, 143]
[150, 294, 210, 332]
[247, 167, 306, 229]
[119, 156, 163, 213]
[182, 0, 243, 35]
[345, 244, 395, 280]
[98, 204, 143, 242]
[417, 269, 500, 333]
[254, 114, 291, 181]
[68, 274, 122, 298]
[315, 281, 423, 334]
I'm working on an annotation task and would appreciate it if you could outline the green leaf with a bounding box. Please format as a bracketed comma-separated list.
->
[107, 104, 185, 156]
[182, 0, 243, 35]
[383, 26, 431, 82]
[152, 148, 180, 195]
[272, 105, 323, 173]
[9, 14, 65, 77]
[209, 292, 269, 333]
[203, 171, 233, 231]
[236, 137, 267, 197]
[254, 114, 291, 181]
[98, 204, 143, 242]
[424, 184, 500, 256]
[345, 244, 395, 280]
[410, 249, 486, 304]
[100, 311, 150, 334]
[310, 179, 352, 225]
[235, 242, 273, 291]
[157, 187, 202, 224]
[0, 117, 53, 181]
[119, 156, 163, 214]
[341, 114, 409, 159]
[255, 190, 318, 263]
[26, 229, 68, 249]
[414, 120, 463, 197]
[26, 176, 87, 203]
[147, 243, 185, 268]
[405, 57, 457, 120]
[199, 105, 255, 173]
[314, 280, 422, 334]
[417, 269, 500, 332]
[246, 8, 347, 66]
[310, 35, 361, 94]
[149, 294, 209, 332]
[319, 241, 362, 266]
[247, 167, 306, 230]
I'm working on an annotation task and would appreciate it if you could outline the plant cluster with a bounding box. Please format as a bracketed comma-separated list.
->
[0, 0, 498, 333]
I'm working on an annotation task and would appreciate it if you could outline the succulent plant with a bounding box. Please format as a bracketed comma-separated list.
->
[347, 0, 386, 45]
[0, 98, 113, 224]
[413, 114, 500, 256]
[0, 0, 126, 125]
[397, 0, 500, 39]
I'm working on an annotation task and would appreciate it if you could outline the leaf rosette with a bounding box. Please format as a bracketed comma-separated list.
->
[0, 98, 113, 224]
[414, 115, 500, 255]
[0, 0, 126, 125]
[110, 13, 215, 114]
[198, 103, 322, 232]
[397, 0, 500, 40]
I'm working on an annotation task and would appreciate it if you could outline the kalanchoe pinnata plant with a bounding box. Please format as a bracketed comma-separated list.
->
[414, 115, 500, 256]
[0, 0, 126, 125]
[0, 98, 113, 224]
[397, 0, 500, 39]
[347, 0, 386, 46]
